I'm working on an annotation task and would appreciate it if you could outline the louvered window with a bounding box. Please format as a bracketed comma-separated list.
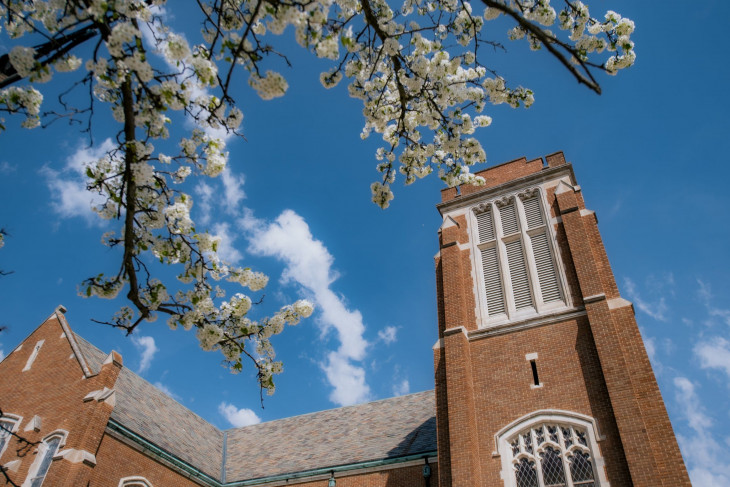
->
[476, 209, 506, 317]
[472, 189, 565, 324]
[506, 239, 532, 309]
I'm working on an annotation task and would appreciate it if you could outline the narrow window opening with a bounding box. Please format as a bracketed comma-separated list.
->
[530, 360, 540, 386]
[23, 340, 44, 372]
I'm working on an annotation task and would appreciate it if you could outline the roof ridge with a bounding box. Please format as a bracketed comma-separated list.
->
[224, 389, 435, 432]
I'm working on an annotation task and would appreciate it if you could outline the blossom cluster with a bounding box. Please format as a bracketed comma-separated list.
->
[0, 86, 43, 128]
[0, 0, 634, 392]
[198, 0, 633, 207]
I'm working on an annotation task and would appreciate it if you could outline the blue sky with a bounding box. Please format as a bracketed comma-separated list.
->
[1, 1, 729, 484]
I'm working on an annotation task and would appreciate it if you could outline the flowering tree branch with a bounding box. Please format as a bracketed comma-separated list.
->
[0, 0, 634, 393]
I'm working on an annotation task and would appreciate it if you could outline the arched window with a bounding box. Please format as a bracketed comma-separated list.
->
[25, 432, 64, 487]
[496, 412, 609, 487]
[0, 414, 22, 458]
[118, 476, 154, 487]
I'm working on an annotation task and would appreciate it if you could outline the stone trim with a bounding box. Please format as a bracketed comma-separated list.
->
[119, 476, 154, 487]
[83, 387, 116, 406]
[493, 411, 610, 487]
[54, 448, 97, 466]
[55, 308, 95, 378]
[437, 165, 576, 215]
[468, 309, 587, 341]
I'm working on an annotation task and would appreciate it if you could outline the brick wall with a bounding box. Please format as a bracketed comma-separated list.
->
[0, 312, 120, 485]
[1, 314, 435, 487]
[467, 317, 631, 486]
[434, 152, 691, 486]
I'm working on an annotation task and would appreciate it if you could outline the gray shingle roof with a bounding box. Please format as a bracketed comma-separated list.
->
[73, 334, 224, 478]
[73, 333, 436, 483]
[224, 390, 436, 481]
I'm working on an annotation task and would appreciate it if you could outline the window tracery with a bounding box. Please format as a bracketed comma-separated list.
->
[506, 423, 599, 487]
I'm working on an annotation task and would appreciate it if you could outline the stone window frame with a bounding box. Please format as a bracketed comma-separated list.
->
[0, 414, 23, 459]
[494, 410, 610, 487]
[22, 430, 67, 487]
[119, 476, 154, 487]
[468, 185, 572, 328]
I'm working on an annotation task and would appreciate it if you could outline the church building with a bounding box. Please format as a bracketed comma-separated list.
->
[0, 152, 691, 486]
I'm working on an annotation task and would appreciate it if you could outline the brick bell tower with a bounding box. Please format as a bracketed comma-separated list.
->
[432, 152, 690, 487]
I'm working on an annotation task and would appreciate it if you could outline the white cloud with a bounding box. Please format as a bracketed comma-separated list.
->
[212, 222, 243, 264]
[698, 279, 713, 305]
[41, 138, 116, 224]
[710, 309, 730, 327]
[131, 335, 158, 374]
[195, 181, 215, 226]
[673, 377, 730, 485]
[242, 209, 371, 406]
[644, 337, 656, 362]
[393, 379, 410, 396]
[0, 347, 5, 362]
[695, 338, 730, 380]
[641, 329, 658, 365]
[321, 351, 371, 406]
[221, 168, 245, 214]
[153, 381, 181, 401]
[623, 277, 668, 322]
[193, 167, 244, 228]
[378, 326, 398, 345]
[674, 377, 712, 431]
[218, 402, 261, 428]
[0, 161, 16, 174]
[696, 280, 730, 327]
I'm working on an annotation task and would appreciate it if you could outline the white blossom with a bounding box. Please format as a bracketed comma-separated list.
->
[0, 0, 635, 395]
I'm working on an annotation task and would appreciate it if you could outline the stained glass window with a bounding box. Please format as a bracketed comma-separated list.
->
[516, 458, 539, 487]
[0, 417, 18, 456]
[508, 423, 600, 487]
[29, 435, 61, 487]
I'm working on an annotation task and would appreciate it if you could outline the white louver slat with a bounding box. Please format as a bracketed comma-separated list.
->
[530, 232, 562, 303]
[500, 203, 519, 235]
[481, 247, 505, 316]
[523, 197, 544, 229]
[505, 239, 533, 309]
[476, 210, 495, 242]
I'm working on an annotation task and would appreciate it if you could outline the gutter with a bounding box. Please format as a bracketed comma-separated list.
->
[107, 419, 437, 487]
[107, 419, 222, 486]
[225, 451, 439, 487]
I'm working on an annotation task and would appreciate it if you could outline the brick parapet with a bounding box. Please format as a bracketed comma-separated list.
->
[440, 152, 569, 204]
